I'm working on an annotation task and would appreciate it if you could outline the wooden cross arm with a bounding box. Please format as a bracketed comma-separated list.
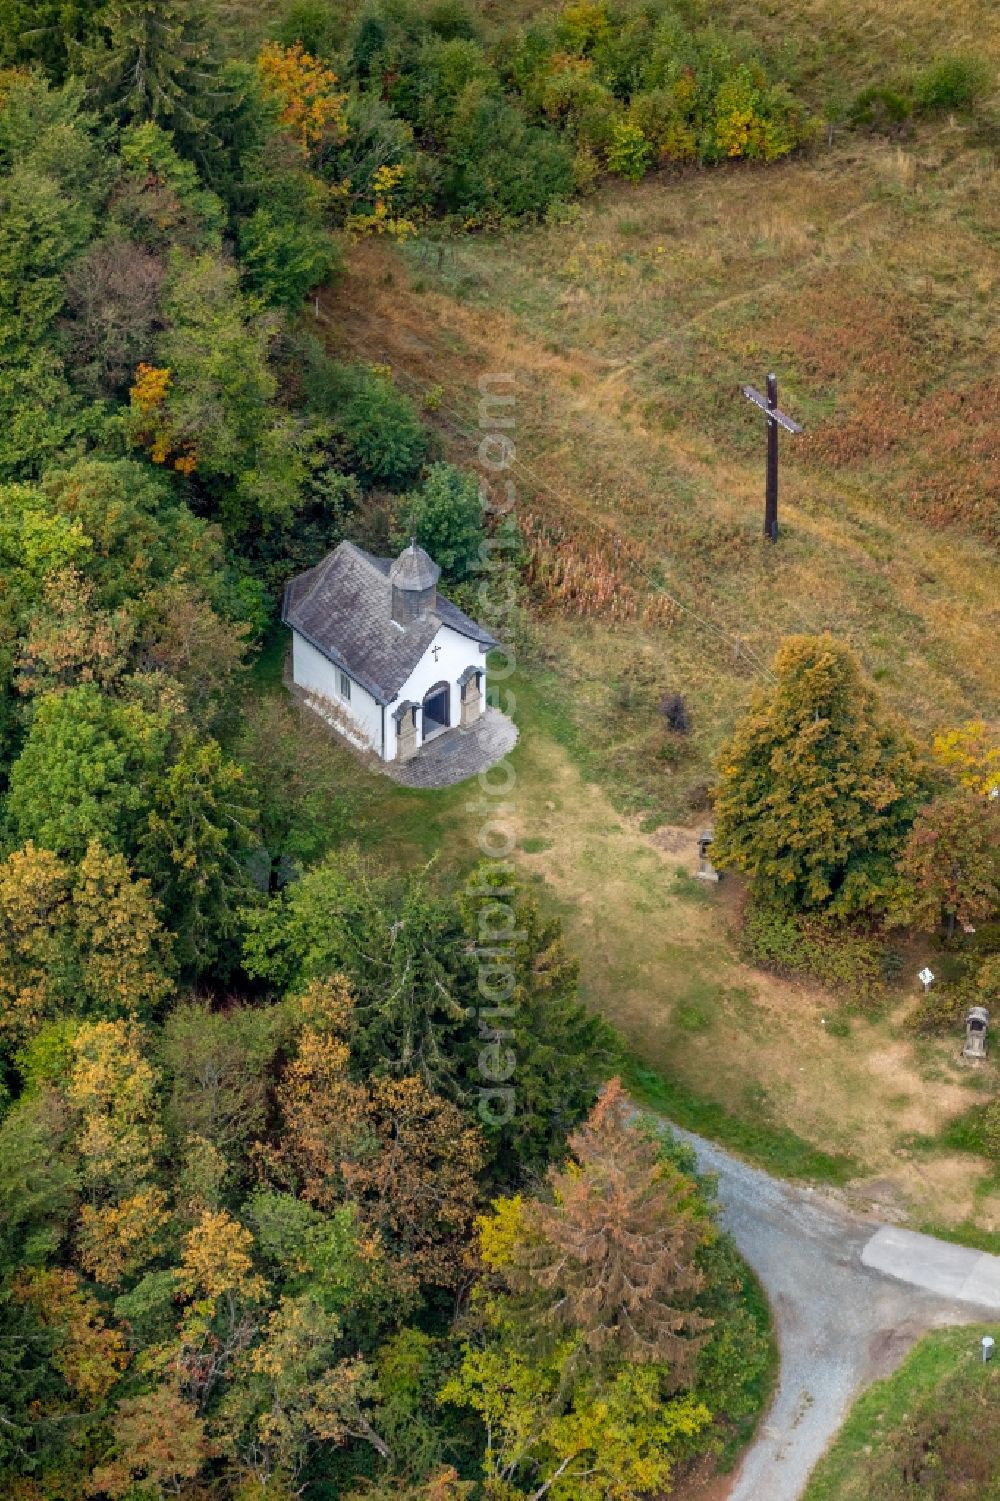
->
[741, 385, 804, 434]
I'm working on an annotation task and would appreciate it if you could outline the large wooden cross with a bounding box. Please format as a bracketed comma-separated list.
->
[741, 373, 803, 543]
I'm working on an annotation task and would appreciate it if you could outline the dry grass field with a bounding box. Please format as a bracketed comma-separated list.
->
[327, 120, 1000, 820]
[310, 0, 1000, 1229]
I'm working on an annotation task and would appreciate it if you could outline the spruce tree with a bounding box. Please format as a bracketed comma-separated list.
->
[80, 0, 224, 160]
[0, 0, 103, 81]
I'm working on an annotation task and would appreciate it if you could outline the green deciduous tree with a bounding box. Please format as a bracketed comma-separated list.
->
[398, 461, 484, 582]
[5, 685, 168, 859]
[895, 790, 1000, 937]
[239, 191, 340, 308]
[7, 682, 257, 975]
[441, 1350, 710, 1501]
[0, 1088, 79, 1481]
[22, 458, 228, 611]
[218, 1296, 388, 1489]
[0, 73, 106, 478]
[712, 635, 926, 916]
[238, 695, 365, 884]
[302, 346, 429, 490]
[160, 999, 289, 1193]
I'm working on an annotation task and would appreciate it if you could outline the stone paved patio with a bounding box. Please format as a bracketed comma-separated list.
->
[384, 707, 518, 788]
[285, 649, 518, 788]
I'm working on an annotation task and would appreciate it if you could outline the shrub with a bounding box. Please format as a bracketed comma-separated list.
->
[910, 979, 971, 1036]
[303, 349, 429, 489]
[915, 55, 993, 114]
[413, 35, 495, 135]
[711, 67, 800, 161]
[740, 896, 893, 1008]
[444, 86, 575, 221]
[606, 118, 652, 180]
[913, 953, 1000, 1034]
[849, 85, 912, 131]
[273, 0, 346, 57]
[660, 693, 690, 734]
[397, 461, 483, 581]
[238, 199, 341, 308]
[629, 89, 697, 164]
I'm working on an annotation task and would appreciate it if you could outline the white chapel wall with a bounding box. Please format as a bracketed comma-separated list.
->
[292, 632, 384, 754]
[391, 625, 488, 751]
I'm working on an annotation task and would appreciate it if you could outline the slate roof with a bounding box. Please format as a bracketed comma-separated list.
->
[282, 541, 498, 706]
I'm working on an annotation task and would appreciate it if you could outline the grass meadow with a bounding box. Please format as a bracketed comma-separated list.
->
[802, 1325, 1000, 1500]
[302, 0, 1000, 1232]
[329, 118, 1000, 825]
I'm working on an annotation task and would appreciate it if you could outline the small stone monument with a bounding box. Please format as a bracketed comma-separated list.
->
[963, 1006, 989, 1061]
[696, 829, 720, 884]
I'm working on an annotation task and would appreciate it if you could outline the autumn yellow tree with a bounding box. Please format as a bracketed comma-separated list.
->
[172, 1208, 268, 1407]
[0, 840, 173, 1048]
[68, 1019, 168, 1287]
[16, 1268, 129, 1405]
[218, 1296, 388, 1489]
[257, 41, 347, 156]
[934, 720, 1000, 797]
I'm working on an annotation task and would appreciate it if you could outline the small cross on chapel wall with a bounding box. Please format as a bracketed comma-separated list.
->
[432, 643, 441, 662]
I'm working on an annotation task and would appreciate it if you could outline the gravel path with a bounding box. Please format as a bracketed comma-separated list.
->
[664, 1123, 1000, 1501]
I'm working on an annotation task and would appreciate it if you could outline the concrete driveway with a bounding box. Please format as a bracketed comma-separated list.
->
[665, 1123, 1000, 1501]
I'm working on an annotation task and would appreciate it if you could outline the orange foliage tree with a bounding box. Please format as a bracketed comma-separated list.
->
[497, 1078, 711, 1377]
[269, 979, 484, 1292]
[257, 41, 347, 155]
[129, 362, 198, 475]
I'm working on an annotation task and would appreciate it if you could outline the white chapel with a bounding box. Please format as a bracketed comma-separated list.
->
[282, 540, 497, 764]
